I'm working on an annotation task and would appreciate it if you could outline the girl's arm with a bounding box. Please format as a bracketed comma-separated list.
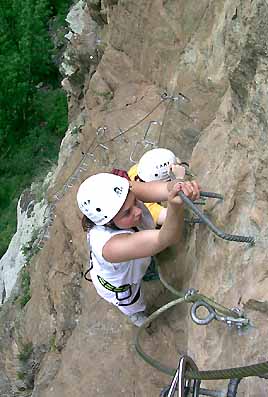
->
[130, 179, 169, 203]
[130, 164, 186, 203]
[102, 181, 200, 262]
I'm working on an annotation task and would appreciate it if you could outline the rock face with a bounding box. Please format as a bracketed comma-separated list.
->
[1, 0, 268, 396]
[0, 185, 49, 304]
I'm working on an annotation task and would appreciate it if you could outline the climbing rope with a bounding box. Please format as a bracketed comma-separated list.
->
[36, 92, 183, 249]
[36, 91, 256, 250]
[169, 170, 255, 245]
[135, 299, 268, 380]
[31, 89, 265, 384]
[135, 260, 268, 381]
[134, 174, 260, 386]
[158, 261, 248, 327]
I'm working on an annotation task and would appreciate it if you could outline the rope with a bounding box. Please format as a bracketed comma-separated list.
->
[157, 267, 242, 319]
[178, 191, 255, 244]
[200, 192, 223, 200]
[35, 94, 175, 249]
[135, 261, 268, 380]
[135, 175, 259, 380]
[101, 99, 164, 144]
[135, 299, 268, 380]
[169, 170, 255, 245]
[36, 91, 196, 250]
[37, 90, 264, 380]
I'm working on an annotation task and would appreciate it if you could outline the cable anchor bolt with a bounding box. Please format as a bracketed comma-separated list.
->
[190, 300, 216, 325]
[184, 288, 199, 301]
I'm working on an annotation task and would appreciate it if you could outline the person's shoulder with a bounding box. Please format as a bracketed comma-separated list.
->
[91, 225, 132, 238]
[89, 225, 107, 239]
[90, 226, 127, 251]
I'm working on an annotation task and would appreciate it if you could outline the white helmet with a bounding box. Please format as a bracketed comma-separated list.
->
[137, 148, 177, 182]
[77, 173, 129, 225]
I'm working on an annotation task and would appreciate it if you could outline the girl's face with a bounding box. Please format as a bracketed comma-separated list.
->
[113, 190, 142, 229]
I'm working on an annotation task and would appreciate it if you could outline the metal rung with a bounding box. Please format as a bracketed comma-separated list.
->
[129, 141, 152, 163]
[144, 120, 162, 146]
[99, 143, 109, 150]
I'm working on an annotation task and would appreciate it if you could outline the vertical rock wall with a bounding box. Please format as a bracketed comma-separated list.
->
[1, 1, 268, 396]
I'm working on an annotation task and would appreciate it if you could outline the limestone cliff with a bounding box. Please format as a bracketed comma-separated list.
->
[1, 1, 268, 396]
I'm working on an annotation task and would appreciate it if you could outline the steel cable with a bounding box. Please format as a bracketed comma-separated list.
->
[134, 289, 268, 380]
[178, 191, 255, 244]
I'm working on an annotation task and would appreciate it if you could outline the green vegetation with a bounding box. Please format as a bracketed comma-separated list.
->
[9, 234, 39, 307]
[49, 334, 58, 352]
[18, 342, 33, 362]
[21, 228, 42, 263]
[18, 228, 43, 307]
[0, 0, 72, 258]
[92, 89, 114, 106]
[16, 371, 25, 380]
[18, 267, 31, 308]
[92, 89, 114, 100]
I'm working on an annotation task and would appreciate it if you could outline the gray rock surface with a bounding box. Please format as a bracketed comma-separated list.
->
[0, 186, 49, 304]
[1, 0, 268, 396]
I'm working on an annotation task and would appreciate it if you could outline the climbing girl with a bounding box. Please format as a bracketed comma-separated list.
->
[77, 172, 200, 326]
[128, 147, 186, 225]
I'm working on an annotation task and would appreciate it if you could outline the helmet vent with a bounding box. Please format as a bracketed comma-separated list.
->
[114, 186, 123, 196]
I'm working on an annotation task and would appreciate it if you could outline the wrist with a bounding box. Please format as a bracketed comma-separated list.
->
[167, 201, 184, 210]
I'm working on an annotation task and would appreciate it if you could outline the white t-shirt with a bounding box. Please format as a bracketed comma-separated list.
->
[87, 201, 155, 286]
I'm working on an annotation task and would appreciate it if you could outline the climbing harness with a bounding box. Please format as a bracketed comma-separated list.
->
[84, 263, 141, 305]
[96, 275, 132, 301]
[32, 86, 265, 393]
[142, 256, 160, 281]
[83, 254, 142, 304]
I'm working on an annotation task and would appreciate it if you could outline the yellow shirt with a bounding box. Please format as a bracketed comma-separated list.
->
[128, 164, 163, 225]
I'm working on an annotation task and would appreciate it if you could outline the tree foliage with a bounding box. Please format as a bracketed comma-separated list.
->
[0, 0, 71, 257]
